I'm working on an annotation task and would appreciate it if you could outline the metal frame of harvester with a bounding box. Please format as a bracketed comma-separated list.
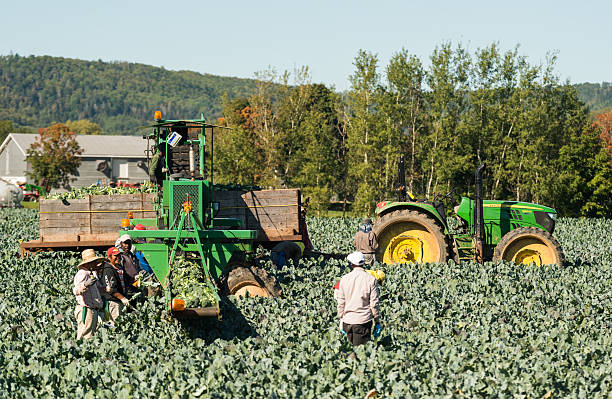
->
[373, 156, 564, 266]
[123, 114, 280, 318]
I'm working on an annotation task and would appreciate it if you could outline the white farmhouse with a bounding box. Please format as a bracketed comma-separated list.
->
[0, 133, 150, 188]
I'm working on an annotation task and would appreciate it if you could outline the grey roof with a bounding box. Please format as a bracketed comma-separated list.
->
[1, 133, 148, 158]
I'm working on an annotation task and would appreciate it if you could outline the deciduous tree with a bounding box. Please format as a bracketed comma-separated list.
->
[26, 123, 82, 192]
[347, 50, 384, 214]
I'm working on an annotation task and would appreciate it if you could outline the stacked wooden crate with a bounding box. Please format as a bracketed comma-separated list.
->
[22, 189, 302, 255]
[213, 188, 302, 242]
[38, 193, 156, 243]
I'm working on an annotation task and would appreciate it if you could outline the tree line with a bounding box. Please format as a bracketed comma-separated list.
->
[212, 43, 611, 217]
[1, 47, 610, 217]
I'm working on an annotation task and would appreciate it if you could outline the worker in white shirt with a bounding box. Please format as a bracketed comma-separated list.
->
[336, 251, 382, 345]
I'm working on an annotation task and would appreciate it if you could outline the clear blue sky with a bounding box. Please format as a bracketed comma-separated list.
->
[1, 0, 610, 90]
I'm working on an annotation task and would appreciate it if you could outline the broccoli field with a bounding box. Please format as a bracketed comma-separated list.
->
[0, 210, 611, 398]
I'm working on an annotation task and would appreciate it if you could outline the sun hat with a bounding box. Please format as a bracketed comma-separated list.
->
[347, 251, 366, 266]
[77, 249, 104, 269]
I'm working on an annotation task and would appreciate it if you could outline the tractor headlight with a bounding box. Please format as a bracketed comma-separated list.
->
[547, 212, 557, 221]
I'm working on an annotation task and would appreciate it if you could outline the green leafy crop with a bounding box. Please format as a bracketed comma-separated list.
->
[1, 211, 611, 397]
[171, 257, 217, 308]
[45, 182, 156, 200]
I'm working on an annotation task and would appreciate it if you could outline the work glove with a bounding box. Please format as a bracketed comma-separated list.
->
[373, 323, 383, 338]
[121, 297, 130, 307]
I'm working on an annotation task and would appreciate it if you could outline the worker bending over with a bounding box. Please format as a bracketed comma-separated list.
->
[337, 251, 382, 346]
[353, 218, 378, 266]
[270, 241, 305, 267]
[73, 249, 105, 340]
[102, 247, 130, 325]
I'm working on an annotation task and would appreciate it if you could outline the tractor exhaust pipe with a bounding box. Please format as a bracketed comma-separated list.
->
[474, 163, 486, 262]
[189, 145, 195, 180]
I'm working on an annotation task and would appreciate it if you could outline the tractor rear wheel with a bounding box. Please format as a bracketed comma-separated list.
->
[493, 227, 564, 266]
[225, 263, 282, 298]
[373, 210, 451, 264]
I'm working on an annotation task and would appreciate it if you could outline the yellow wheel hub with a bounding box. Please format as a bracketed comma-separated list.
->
[232, 283, 269, 298]
[380, 222, 441, 264]
[514, 249, 542, 266]
[387, 234, 423, 264]
[503, 237, 556, 266]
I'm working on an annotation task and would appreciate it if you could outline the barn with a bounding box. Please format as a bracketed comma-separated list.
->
[0, 133, 150, 188]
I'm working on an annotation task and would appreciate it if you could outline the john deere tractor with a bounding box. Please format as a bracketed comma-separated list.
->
[374, 157, 564, 266]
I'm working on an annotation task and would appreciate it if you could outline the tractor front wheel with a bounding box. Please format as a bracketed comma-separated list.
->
[493, 227, 564, 266]
[224, 263, 282, 298]
[373, 210, 451, 265]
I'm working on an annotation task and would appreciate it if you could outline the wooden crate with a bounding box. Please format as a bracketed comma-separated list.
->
[215, 188, 302, 242]
[36, 189, 302, 244]
[38, 193, 156, 242]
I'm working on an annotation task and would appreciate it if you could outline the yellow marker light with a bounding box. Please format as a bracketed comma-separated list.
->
[172, 298, 186, 311]
[154, 111, 162, 120]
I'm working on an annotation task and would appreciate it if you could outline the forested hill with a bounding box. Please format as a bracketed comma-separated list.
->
[574, 82, 612, 112]
[1, 55, 611, 134]
[0, 55, 259, 134]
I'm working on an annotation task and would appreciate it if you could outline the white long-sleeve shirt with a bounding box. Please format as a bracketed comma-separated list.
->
[336, 267, 380, 325]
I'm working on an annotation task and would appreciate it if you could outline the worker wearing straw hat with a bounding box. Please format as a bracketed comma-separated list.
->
[73, 249, 105, 340]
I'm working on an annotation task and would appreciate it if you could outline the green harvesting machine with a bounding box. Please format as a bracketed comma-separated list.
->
[373, 157, 565, 266]
[123, 112, 279, 318]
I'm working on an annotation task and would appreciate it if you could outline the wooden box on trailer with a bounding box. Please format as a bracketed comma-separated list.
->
[20, 193, 156, 255]
[21, 189, 304, 255]
[215, 188, 304, 243]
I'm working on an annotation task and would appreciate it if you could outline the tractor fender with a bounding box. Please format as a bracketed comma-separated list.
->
[375, 201, 449, 233]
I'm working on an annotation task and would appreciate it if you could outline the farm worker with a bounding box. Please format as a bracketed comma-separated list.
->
[73, 249, 105, 340]
[270, 241, 305, 267]
[353, 218, 378, 266]
[132, 224, 153, 275]
[333, 269, 384, 334]
[337, 251, 382, 346]
[149, 143, 166, 184]
[116, 234, 142, 295]
[101, 247, 130, 325]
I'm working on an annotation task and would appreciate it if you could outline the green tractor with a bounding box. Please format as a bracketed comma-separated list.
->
[373, 157, 564, 266]
[123, 113, 280, 318]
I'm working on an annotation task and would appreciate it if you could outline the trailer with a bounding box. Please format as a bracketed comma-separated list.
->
[20, 189, 306, 256]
